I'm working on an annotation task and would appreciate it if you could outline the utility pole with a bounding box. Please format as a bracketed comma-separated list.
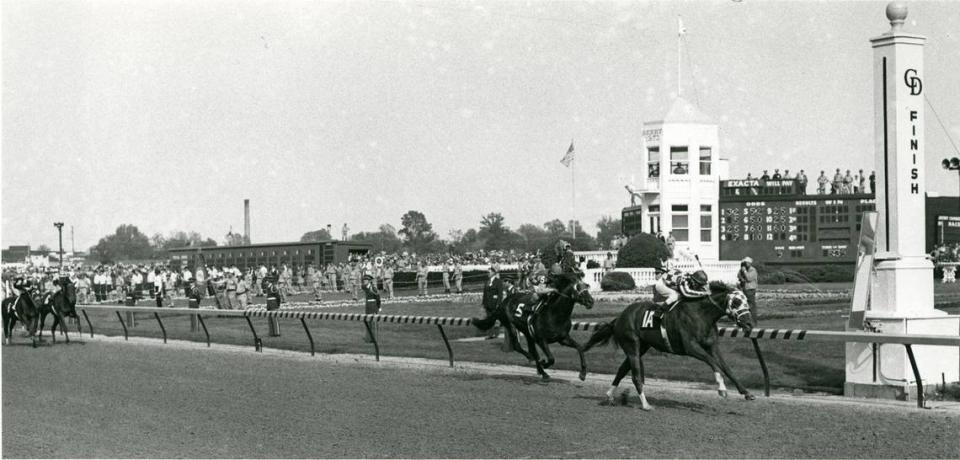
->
[53, 222, 64, 271]
[942, 157, 960, 214]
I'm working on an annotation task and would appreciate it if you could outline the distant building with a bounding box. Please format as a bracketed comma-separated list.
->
[1, 245, 31, 263]
[168, 240, 373, 270]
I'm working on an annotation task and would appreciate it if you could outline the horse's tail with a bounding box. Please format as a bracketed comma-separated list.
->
[582, 321, 615, 352]
[471, 312, 498, 331]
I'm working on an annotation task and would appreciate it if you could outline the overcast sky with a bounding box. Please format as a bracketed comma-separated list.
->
[3, 0, 959, 251]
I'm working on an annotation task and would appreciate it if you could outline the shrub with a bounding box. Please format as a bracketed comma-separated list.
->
[601, 271, 636, 291]
[586, 260, 600, 269]
[616, 233, 671, 269]
[757, 263, 855, 285]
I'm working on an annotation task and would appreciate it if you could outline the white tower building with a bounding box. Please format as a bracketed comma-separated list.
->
[634, 97, 730, 261]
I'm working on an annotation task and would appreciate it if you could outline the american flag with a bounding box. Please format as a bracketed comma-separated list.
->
[560, 141, 575, 167]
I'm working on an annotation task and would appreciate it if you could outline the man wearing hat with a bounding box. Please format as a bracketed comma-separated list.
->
[738, 257, 759, 322]
[480, 266, 505, 339]
[442, 259, 452, 294]
[416, 261, 429, 297]
[361, 273, 381, 343]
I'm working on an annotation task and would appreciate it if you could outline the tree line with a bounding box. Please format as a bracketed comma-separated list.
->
[302, 211, 622, 256]
[88, 211, 621, 262]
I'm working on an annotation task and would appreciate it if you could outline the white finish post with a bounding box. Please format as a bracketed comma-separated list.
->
[868, 2, 933, 316]
[845, 2, 960, 401]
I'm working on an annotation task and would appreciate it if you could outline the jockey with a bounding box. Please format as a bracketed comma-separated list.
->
[654, 268, 710, 310]
[8, 275, 38, 313]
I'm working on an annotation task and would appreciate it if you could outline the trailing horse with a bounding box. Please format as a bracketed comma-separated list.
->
[38, 278, 79, 343]
[2, 292, 39, 347]
[582, 281, 754, 410]
[473, 276, 594, 381]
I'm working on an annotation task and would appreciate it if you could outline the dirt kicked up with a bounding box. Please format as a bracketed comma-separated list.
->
[3, 337, 958, 458]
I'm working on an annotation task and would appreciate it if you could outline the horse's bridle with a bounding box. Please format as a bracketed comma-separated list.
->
[706, 290, 751, 323]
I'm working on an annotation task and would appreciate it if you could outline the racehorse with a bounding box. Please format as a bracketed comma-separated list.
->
[37, 278, 79, 343]
[582, 281, 755, 411]
[473, 274, 594, 381]
[2, 291, 39, 347]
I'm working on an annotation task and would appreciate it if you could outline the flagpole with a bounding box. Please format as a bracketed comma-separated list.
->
[572, 153, 576, 240]
[677, 15, 683, 97]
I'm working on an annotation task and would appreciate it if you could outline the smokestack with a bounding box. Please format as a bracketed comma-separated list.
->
[244, 199, 251, 244]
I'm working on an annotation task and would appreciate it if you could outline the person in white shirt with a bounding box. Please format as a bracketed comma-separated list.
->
[131, 271, 143, 298]
[153, 269, 164, 307]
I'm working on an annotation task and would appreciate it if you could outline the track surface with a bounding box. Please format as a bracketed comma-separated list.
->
[3, 338, 958, 458]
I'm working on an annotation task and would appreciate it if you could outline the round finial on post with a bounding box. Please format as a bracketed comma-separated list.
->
[886, 2, 908, 31]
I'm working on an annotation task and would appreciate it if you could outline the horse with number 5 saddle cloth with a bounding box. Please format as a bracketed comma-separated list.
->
[582, 281, 755, 411]
[473, 274, 594, 381]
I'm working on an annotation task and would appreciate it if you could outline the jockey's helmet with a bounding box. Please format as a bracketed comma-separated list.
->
[691, 270, 709, 286]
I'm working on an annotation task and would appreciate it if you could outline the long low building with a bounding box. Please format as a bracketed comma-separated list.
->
[168, 240, 373, 270]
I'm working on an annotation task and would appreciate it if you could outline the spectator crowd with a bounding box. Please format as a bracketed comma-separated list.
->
[745, 168, 877, 195]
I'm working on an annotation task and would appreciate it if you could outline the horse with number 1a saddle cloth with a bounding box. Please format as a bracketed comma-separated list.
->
[582, 281, 755, 411]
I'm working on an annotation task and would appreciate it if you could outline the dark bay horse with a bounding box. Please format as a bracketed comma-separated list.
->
[38, 278, 79, 342]
[582, 281, 754, 410]
[473, 276, 594, 381]
[2, 292, 39, 347]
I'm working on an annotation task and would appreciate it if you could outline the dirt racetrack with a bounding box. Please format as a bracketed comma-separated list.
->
[3, 337, 959, 458]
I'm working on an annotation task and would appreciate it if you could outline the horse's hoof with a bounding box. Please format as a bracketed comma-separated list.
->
[744, 393, 756, 401]
[578, 370, 587, 381]
[640, 405, 653, 412]
[719, 390, 729, 399]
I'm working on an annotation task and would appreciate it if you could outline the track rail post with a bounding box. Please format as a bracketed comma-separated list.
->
[244, 316, 261, 352]
[82, 310, 94, 338]
[300, 318, 315, 356]
[197, 314, 211, 347]
[750, 338, 770, 397]
[904, 344, 925, 408]
[363, 320, 380, 361]
[115, 311, 128, 341]
[437, 324, 454, 367]
[154, 312, 167, 344]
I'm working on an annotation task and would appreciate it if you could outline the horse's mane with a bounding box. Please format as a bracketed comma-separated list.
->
[708, 280, 736, 294]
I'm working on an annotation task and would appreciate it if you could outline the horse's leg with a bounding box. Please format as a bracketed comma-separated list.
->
[709, 344, 755, 400]
[502, 317, 534, 361]
[623, 340, 652, 411]
[38, 312, 47, 341]
[681, 339, 728, 398]
[50, 313, 60, 343]
[2, 314, 9, 345]
[57, 311, 69, 343]
[524, 330, 548, 380]
[606, 358, 632, 404]
[558, 335, 587, 381]
[537, 339, 555, 369]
